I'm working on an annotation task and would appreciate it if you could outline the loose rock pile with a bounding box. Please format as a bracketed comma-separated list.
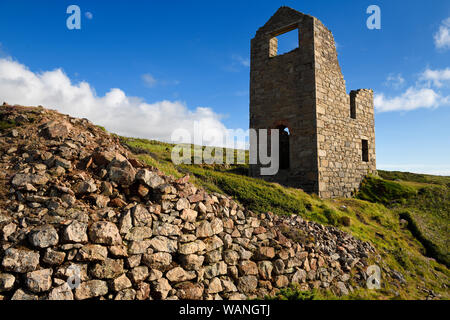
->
[0, 104, 375, 300]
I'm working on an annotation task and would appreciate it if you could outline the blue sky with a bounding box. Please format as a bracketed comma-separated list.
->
[0, 0, 449, 174]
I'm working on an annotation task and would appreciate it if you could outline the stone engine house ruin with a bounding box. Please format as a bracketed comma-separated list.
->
[249, 7, 376, 198]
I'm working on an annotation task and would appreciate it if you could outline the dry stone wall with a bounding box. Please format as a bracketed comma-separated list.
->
[0, 104, 375, 300]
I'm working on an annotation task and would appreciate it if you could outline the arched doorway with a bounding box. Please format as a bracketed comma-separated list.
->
[276, 125, 290, 170]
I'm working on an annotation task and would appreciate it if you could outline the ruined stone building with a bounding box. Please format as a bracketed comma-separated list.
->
[249, 7, 376, 198]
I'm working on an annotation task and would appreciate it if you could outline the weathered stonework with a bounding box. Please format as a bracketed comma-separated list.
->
[249, 7, 376, 198]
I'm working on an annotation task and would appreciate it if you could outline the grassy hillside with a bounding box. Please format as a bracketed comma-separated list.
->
[118, 135, 449, 300]
[358, 174, 449, 267]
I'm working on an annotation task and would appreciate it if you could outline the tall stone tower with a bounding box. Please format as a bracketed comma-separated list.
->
[249, 7, 376, 198]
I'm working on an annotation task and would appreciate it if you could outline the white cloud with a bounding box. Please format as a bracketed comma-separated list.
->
[223, 55, 250, 72]
[376, 67, 450, 112]
[0, 57, 243, 148]
[374, 86, 449, 112]
[434, 17, 450, 50]
[85, 12, 93, 20]
[420, 68, 450, 87]
[142, 73, 157, 88]
[384, 73, 405, 89]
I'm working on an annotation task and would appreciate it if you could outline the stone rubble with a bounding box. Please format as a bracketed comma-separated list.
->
[0, 104, 376, 300]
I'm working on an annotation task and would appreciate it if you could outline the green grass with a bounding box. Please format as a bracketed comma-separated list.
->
[0, 120, 17, 130]
[185, 166, 305, 216]
[96, 125, 107, 132]
[118, 135, 450, 300]
[265, 285, 316, 300]
[357, 176, 449, 267]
